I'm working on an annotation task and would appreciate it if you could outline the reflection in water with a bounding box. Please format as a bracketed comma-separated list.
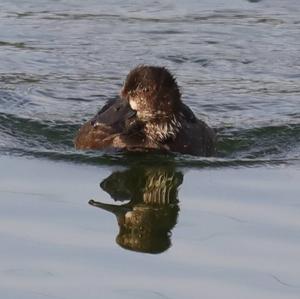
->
[89, 166, 183, 254]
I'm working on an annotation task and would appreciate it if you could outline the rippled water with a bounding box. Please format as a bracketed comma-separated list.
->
[0, 0, 299, 165]
[1, 1, 300, 299]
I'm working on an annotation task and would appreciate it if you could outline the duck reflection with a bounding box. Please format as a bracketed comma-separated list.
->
[89, 165, 183, 254]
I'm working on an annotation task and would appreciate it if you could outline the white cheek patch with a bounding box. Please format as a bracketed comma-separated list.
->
[129, 99, 138, 110]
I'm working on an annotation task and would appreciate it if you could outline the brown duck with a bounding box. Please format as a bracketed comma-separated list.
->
[74, 65, 216, 156]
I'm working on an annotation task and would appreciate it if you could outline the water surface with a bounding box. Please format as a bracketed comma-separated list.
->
[0, 0, 299, 164]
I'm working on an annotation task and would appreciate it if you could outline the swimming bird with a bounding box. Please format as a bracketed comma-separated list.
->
[74, 65, 216, 156]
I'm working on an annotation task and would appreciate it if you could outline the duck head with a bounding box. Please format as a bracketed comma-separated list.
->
[121, 65, 182, 121]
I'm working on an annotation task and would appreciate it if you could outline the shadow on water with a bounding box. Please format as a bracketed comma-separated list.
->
[89, 164, 183, 254]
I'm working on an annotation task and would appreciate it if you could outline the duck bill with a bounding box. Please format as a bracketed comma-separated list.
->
[89, 199, 130, 217]
[91, 98, 136, 127]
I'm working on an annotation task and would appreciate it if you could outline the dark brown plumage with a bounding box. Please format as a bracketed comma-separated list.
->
[74, 65, 216, 156]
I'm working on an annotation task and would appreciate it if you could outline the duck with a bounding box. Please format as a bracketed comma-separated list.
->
[74, 65, 216, 156]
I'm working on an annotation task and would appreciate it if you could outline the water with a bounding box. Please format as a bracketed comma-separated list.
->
[0, 0, 300, 298]
[0, 0, 299, 164]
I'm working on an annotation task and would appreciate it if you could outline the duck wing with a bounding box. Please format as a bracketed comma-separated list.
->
[74, 98, 138, 150]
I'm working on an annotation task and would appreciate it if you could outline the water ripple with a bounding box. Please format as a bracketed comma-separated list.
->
[0, 1, 299, 167]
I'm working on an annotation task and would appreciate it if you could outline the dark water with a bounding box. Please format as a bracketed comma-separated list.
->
[1, 1, 300, 299]
[0, 0, 299, 166]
